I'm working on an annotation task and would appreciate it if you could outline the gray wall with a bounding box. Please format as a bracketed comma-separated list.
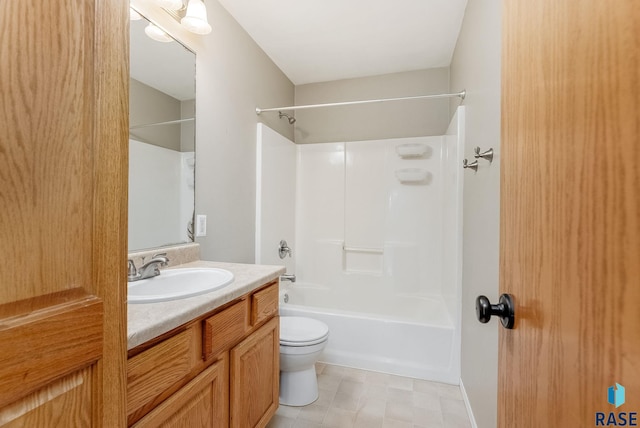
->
[130, 79, 182, 150]
[449, 1, 501, 427]
[294, 69, 450, 144]
[131, 0, 295, 263]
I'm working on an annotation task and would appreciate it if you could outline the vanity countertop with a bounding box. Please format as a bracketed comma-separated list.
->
[127, 260, 285, 350]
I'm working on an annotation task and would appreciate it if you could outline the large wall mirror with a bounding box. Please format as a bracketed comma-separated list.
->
[129, 11, 196, 251]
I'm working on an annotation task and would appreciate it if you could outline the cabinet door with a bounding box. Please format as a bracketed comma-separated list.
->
[230, 317, 279, 428]
[133, 358, 228, 428]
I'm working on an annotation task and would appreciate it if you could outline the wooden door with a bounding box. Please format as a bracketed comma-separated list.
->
[0, 0, 128, 426]
[500, 0, 639, 426]
[230, 317, 279, 428]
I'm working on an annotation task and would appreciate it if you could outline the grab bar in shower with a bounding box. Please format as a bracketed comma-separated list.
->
[342, 245, 384, 254]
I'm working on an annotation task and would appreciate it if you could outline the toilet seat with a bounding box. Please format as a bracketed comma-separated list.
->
[280, 316, 329, 347]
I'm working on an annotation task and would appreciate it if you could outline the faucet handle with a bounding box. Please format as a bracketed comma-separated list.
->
[151, 253, 170, 266]
[127, 259, 138, 277]
[279, 240, 292, 259]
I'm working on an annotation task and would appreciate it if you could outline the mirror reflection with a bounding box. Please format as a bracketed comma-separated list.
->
[129, 12, 196, 251]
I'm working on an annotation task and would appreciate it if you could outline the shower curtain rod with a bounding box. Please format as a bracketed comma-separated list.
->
[129, 117, 194, 130]
[255, 90, 465, 114]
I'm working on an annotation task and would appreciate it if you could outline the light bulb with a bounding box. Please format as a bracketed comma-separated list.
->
[181, 0, 212, 35]
[144, 23, 173, 43]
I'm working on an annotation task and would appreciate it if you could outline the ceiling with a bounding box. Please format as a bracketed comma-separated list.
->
[216, 0, 468, 85]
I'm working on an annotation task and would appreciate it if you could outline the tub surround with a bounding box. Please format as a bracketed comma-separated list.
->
[127, 259, 285, 349]
[257, 118, 464, 385]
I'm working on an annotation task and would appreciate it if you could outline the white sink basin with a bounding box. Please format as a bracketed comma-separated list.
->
[128, 268, 234, 303]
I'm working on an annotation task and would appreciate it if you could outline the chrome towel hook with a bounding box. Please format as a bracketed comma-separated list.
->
[463, 159, 478, 171]
[474, 146, 494, 163]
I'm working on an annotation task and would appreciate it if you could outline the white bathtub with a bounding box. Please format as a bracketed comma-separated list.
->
[279, 285, 459, 384]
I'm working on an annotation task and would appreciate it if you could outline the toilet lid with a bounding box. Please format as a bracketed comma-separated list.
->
[280, 316, 329, 346]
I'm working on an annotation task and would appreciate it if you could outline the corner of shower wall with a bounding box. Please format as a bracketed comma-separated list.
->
[255, 123, 297, 273]
[443, 106, 465, 382]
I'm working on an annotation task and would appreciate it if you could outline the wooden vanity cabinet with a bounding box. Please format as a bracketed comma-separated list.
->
[127, 280, 279, 427]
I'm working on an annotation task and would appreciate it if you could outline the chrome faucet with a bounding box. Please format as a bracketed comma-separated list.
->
[128, 253, 170, 282]
[278, 240, 292, 259]
[280, 274, 296, 283]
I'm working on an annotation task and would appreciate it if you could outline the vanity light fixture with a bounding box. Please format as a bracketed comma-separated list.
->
[141, 0, 212, 37]
[154, 0, 184, 11]
[144, 23, 173, 43]
[181, 0, 212, 35]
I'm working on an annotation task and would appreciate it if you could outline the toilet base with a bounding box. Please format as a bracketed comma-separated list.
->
[279, 366, 319, 406]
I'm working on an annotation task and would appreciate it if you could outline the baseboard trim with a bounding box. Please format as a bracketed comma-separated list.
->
[460, 378, 478, 428]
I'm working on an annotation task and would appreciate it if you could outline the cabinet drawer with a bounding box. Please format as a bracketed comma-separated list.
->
[203, 299, 250, 360]
[127, 329, 197, 416]
[251, 282, 279, 326]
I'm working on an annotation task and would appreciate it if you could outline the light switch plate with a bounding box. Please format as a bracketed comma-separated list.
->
[196, 214, 207, 237]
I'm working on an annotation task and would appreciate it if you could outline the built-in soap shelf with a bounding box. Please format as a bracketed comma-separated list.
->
[395, 168, 430, 183]
[395, 143, 430, 158]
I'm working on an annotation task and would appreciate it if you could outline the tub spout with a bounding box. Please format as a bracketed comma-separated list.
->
[280, 274, 296, 283]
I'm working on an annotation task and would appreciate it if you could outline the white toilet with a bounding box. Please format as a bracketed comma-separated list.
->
[279, 316, 330, 406]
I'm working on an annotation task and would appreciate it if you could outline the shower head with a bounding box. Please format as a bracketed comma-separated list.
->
[278, 111, 296, 125]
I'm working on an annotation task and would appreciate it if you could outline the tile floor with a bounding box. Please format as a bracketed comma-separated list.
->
[267, 363, 472, 428]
